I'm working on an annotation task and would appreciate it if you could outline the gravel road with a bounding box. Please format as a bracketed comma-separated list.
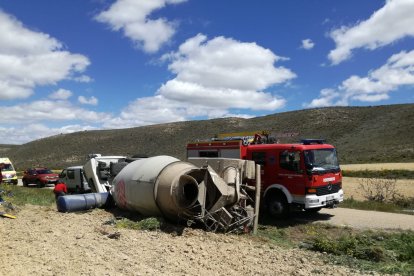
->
[292, 207, 414, 231]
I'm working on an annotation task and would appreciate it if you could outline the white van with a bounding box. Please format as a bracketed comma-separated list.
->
[0, 157, 18, 185]
[59, 166, 90, 193]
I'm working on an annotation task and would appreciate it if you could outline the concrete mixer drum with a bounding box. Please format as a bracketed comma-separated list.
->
[111, 156, 257, 233]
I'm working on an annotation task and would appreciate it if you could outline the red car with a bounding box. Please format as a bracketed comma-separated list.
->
[22, 168, 59, 187]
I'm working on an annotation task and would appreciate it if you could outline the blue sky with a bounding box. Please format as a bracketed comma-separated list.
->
[0, 0, 413, 144]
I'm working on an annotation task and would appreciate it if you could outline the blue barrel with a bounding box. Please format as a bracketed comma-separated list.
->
[57, 192, 109, 212]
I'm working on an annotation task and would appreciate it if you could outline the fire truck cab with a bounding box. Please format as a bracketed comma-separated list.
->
[187, 133, 344, 218]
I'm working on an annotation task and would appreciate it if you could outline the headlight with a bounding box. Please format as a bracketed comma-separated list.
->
[308, 199, 319, 203]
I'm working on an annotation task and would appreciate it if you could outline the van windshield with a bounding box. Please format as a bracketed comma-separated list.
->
[304, 149, 340, 173]
[2, 164, 14, 171]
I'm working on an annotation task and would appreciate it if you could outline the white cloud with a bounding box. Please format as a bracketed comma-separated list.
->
[306, 89, 343, 108]
[0, 100, 111, 124]
[328, 0, 414, 64]
[73, 75, 93, 83]
[49, 89, 73, 100]
[78, 95, 98, 105]
[95, 0, 187, 53]
[106, 34, 295, 128]
[0, 123, 97, 145]
[103, 95, 255, 129]
[0, 97, 112, 144]
[158, 79, 286, 110]
[0, 11, 91, 100]
[307, 49, 414, 107]
[301, 39, 315, 50]
[103, 95, 186, 128]
[166, 34, 295, 91]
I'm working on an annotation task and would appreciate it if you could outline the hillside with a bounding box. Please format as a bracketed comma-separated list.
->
[0, 144, 19, 154]
[3, 104, 414, 169]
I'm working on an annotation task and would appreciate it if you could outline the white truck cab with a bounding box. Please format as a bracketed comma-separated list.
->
[59, 166, 90, 193]
[83, 154, 127, 193]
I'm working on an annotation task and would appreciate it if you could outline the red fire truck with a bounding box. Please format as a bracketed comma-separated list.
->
[187, 132, 344, 218]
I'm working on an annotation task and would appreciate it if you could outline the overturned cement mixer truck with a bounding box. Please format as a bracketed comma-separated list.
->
[57, 155, 260, 233]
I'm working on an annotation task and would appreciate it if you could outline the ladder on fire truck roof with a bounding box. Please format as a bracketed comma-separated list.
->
[212, 131, 273, 145]
[211, 132, 326, 146]
[215, 130, 270, 139]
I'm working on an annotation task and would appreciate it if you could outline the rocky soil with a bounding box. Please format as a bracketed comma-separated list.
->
[0, 205, 369, 276]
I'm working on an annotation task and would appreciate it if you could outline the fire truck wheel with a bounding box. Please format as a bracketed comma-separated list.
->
[266, 193, 289, 219]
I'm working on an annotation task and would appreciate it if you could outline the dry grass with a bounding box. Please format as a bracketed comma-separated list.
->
[342, 177, 414, 201]
[341, 163, 414, 171]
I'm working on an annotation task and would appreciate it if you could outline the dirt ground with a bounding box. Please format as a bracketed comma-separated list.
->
[0, 204, 368, 276]
[1, 163, 413, 275]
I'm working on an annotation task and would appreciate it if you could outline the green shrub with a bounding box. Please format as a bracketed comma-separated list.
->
[341, 198, 403, 213]
[309, 230, 414, 269]
[116, 217, 163, 231]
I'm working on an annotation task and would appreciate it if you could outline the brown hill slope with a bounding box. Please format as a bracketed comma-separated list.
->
[4, 104, 414, 169]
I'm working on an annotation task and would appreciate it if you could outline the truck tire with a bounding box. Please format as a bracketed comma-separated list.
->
[266, 193, 289, 219]
[23, 179, 28, 187]
[37, 180, 45, 188]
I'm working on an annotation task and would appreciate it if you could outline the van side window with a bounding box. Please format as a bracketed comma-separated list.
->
[252, 152, 266, 166]
[280, 151, 301, 172]
[67, 170, 75, 179]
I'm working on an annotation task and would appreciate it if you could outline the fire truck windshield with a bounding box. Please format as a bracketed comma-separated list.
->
[304, 149, 339, 173]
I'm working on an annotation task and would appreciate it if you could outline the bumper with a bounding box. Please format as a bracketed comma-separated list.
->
[303, 189, 344, 209]
[1, 178, 18, 184]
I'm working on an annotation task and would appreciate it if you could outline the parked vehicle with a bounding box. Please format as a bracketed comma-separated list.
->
[22, 168, 59, 187]
[0, 157, 18, 185]
[187, 131, 344, 218]
[59, 166, 90, 193]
